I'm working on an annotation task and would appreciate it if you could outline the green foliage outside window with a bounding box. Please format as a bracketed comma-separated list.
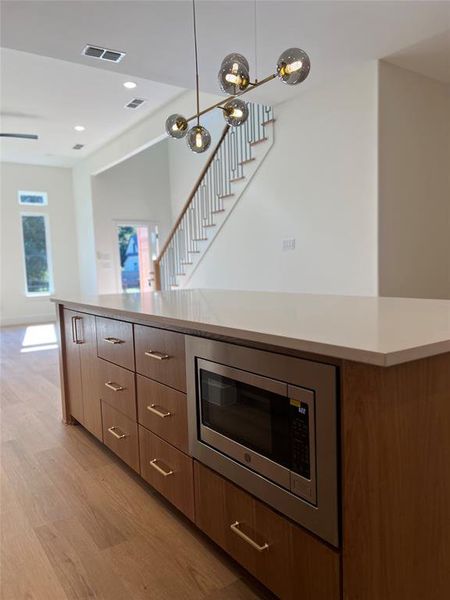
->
[22, 215, 50, 293]
[118, 226, 136, 268]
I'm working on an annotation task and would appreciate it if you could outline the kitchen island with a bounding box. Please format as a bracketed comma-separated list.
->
[52, 290, 450, 600]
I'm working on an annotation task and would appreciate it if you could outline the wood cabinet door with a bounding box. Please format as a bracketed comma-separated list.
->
[96, 317, 134, 371]
[62, 309, 83, 423]
[134, 325, 186, 392]
[137, 375, 188, 453]
[77, 314, 103, 441]
[98, 359, 137, 420]
[139, 426, 194, 521]
[194, 462, 340, 600]
[102, 402, 140, 472]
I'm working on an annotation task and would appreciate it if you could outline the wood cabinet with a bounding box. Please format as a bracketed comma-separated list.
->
[194, 462, 340, 600]
[134, 324, 186, 392]
[98, 358, 137, 420]
[62, 309, 102, 440]
[96, 316, 134, 371]
[139, 426, 194, 520]
[56, 301, 450, 600]
[137, 375, 188, 452]
[102, 402, 140, 472]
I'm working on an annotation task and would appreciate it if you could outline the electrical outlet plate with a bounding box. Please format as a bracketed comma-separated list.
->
[282, 238, 296, 251]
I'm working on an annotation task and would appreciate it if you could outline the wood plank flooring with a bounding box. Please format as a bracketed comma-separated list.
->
[0, 324, 273, 600]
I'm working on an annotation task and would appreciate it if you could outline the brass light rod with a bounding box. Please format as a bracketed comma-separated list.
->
[186, 73, 276, 124]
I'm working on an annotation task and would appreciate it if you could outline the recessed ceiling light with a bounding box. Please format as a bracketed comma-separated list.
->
[123, 81, 137, 89]
[74, 125, 85, 132]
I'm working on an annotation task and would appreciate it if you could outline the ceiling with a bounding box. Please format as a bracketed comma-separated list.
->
[1, 1, 449, 167]
[0, 48, 184, 167]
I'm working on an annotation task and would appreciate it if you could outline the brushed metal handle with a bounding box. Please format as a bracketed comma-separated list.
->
[146, 404, 172, 418]
[107, 426, 127, 440]
[230, 522, 269, 552]
[149, 458, 174, 477]
[72, 316, 83, 344]
[71, 316, 77, 343]
[105, 381, 125, 392]
[104, 337, 124, 345]
[144, 350, 170, 361]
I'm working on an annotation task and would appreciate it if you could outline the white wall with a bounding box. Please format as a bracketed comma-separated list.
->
[0, 162, 79, 325]
[72, 89, 222, 295]
[378, 62, 450, 299]
[188, 62, 379, 296]
[92, 142, 172, 294]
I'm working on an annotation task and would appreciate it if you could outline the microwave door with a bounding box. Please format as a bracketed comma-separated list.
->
[196, 358, 291, 489]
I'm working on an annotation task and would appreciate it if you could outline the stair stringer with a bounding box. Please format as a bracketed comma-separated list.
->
[175, 120, 275, 288]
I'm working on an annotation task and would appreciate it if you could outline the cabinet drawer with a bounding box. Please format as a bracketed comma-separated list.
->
[194, 462, 340, 600]
[139, 426, 194, 521]
[102, 402, 139, 472]
[96, 317, 134, 371]
[98, 359, 136, 420]
[137, 375, 188, 453]
[134, 325, 186, 392]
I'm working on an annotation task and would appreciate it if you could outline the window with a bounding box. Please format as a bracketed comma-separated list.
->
[18, 191, 48, 206]
[21, 214, 53, 295]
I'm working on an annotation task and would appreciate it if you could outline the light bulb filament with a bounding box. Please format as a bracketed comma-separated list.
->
[225, 73, 240, 84]
[285, 60, 303, 74]
[195, 132, 203, 148]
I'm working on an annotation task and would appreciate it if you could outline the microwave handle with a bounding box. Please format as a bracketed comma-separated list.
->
[197, 358, 287, 397]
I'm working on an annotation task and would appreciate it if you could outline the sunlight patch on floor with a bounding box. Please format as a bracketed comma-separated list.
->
[21, 323, 58, 353]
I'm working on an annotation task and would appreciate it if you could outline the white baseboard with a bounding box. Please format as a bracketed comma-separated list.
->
[0, 314, 56, 328]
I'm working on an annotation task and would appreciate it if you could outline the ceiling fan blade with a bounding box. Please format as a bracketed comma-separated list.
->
[0, 133, 39, 140]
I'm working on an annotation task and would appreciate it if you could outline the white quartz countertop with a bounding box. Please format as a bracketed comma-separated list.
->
[52, 289, 450, 366]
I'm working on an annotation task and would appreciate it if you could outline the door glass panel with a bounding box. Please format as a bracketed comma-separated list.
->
[117, 224, 159, 293]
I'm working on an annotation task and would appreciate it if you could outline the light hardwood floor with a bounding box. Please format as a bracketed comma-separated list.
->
[0, 324, 273, 600]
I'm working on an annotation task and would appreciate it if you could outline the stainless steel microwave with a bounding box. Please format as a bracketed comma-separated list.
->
[186, 336, 339, 547]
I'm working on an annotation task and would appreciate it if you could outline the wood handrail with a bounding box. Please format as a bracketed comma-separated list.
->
[155, 124, 230, 267]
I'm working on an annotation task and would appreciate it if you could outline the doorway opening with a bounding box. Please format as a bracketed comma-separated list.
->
[116, 222, 159, 293]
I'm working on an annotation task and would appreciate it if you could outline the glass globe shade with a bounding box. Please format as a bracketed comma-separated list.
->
[220, 53, 249, 72]
[223, 99, 249, 127]
[165, 114, 188, 139]
[218, 58, 250, 95]
[187, 125, 211, 153]
[276, 48, 310, 85]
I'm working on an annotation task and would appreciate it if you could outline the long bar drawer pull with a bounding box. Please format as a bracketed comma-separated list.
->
[147, 404, 172, 418]
[104, 337, 124, 345]
[107, 426, 128, 440]
[105, 381, 125, 392]
[230, 521, 269, 552]
[149, 458, 174, 477]
[144, 350, 170, 361]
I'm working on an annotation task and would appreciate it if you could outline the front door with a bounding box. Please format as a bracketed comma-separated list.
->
[116, 223, 159, 293]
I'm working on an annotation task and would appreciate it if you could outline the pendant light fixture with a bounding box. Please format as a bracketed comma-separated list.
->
[165, 1, 311, 152]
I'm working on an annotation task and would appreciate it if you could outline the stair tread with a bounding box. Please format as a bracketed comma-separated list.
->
[250, 138, 268, 146]
[230, 176, 246, 183]
[239, 158, 256, 165]
[218, 193, 234, 199]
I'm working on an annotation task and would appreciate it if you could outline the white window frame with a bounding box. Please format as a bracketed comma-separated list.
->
[18, 190, 48, 206]
[20, 212, 54, 297]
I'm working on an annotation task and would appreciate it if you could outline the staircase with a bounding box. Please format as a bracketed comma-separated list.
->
[154, 103, 274, 290]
